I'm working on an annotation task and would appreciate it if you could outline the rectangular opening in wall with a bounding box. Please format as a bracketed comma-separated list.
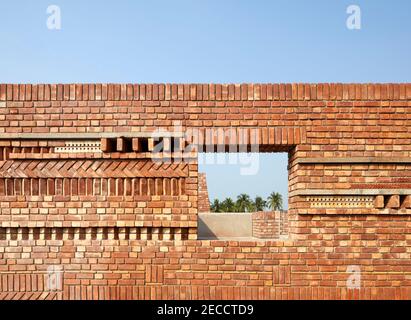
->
[198, 152, 289, 240]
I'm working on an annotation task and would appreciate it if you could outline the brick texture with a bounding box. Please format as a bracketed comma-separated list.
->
[252, 211, 288, 239]
[198, 173, 210, 213]
[0, 83, 410, 300]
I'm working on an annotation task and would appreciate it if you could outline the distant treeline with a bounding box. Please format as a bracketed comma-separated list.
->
[210, 192, 283, 213]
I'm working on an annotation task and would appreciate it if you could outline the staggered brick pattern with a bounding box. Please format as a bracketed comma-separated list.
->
[252, 211, 288, 239]
[0, 83, 411, 300]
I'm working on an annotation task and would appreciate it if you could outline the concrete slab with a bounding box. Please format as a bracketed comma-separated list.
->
[198, 212, 252, 238]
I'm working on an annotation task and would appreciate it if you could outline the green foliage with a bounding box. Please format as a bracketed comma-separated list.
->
[267, 192, 283, 211]
[221, 198, 236, 212]
[210, 199, 222, 212]
[236, 194, 252, 212]
[254, 196, 267, 211]
[209, 192, 283, 212]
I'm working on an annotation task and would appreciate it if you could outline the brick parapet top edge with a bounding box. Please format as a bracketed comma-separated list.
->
[0, 83, 410, 101]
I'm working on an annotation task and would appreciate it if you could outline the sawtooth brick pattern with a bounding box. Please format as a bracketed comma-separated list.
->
[0, 160, 189, 178]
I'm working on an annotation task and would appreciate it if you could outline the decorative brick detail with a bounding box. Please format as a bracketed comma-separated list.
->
[0, 273, 62, 300]
[145, 265, 164, 284]
[273, 265, 291, 285]
[375, 195, 385, 209]
[307, 196, 374, 208]
[0, 160, 189, 178]
[0, 82, 411, 300]
[55, 141, 101, 153]
[401, 195, 411, 209]
[0, 146, 53, 161]
[0, 227, 191, 240]
[1, 83, 410, 101]
[0, 177, 186, 196]
[386, 195, 400, 208]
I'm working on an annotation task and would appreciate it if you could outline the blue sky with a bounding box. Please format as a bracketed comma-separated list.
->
[199, 153, 289, 207]
[0, 0, 410, 206]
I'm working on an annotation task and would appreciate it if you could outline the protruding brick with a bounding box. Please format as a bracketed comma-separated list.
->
[401, 195, 411, 209]
[162, 137, 171, 152]
[386, 195, 400, 209]
[132, 138, 141, 152]
[100, 138, 114, 153]
[148, 138, 155, 152]
[116, 137, 130, 152]
[374, 195, 385, 209]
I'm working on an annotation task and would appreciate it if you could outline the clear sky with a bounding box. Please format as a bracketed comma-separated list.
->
[199, 153, 289, 208]
[0, 0, 410, 206]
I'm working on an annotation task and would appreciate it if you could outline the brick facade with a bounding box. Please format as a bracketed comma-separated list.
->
[0, 83, 411, 299]
[252, 211, 288, 239]
[198, 173, 211, 213]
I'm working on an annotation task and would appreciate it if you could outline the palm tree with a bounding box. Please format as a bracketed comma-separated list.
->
[267, 192, 283, 211]
[221, 198, 236, 212]
[254, 196, 267, 211]
[247, 201, 257, 212]
[233, 202, 241, 213]
[210, 199, 221, 212]
[236, 193, 252, 212]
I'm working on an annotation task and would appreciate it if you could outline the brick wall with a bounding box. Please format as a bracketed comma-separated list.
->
[198, 173, 210, 213]
[252, 211, 288, 239]
[0, 83, 410, 300]
[1, 239, 410, 300]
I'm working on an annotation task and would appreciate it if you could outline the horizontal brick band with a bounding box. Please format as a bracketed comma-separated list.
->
[8, 152, 197, 161]
[290, 189, 411, 197]
[0, 177, 186, 197]
[0, 227, 192, 240]
[0, 160, 189, 178]
[60, 285, 410, 300]
[0, 273, 61, 297]
[307, 196, 374, 208]
[1, 83, 410, 101]
[0, 132, 183, 140]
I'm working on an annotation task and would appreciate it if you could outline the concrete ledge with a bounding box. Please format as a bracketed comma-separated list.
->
[198, 212, 252, 239]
